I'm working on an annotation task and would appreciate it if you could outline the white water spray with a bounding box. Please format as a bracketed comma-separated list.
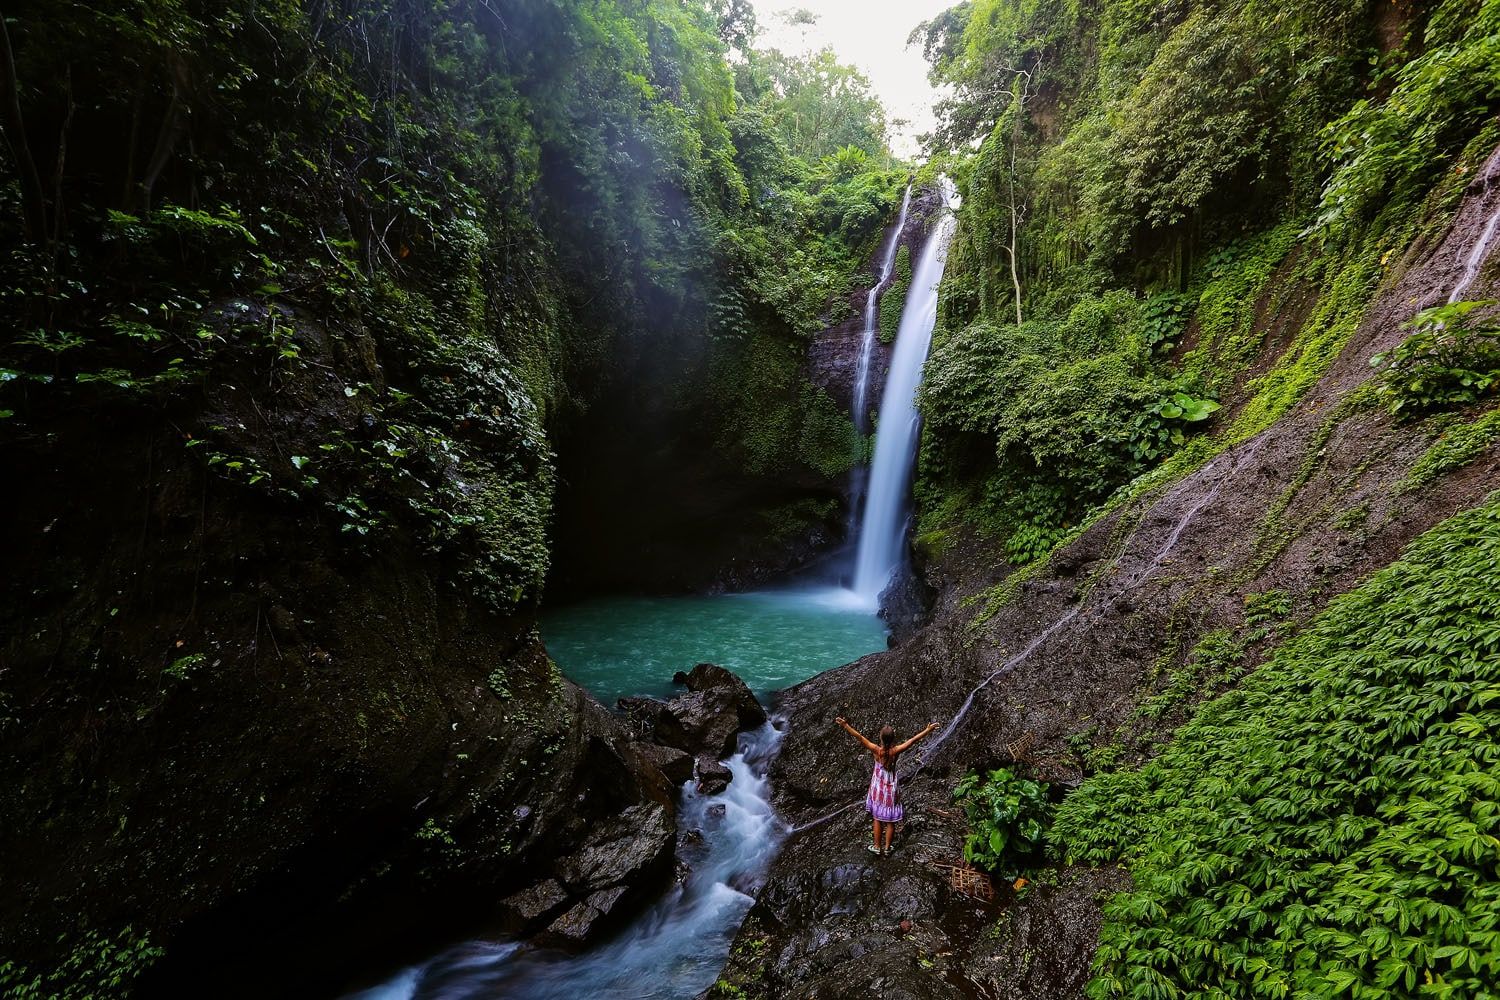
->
[850, 185, 912, 434]
[850, 181, 959, 604]
[349, 725, 787, 1000]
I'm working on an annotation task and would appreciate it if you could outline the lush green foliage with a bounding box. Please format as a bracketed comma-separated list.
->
[1374, 301, 1500, 416]
[953, 767, 1054, 880]
[1053, 495, 1500, 999]
[879, 245, 913, 343]
[0, 0, 904, 613]
[912, 0, 1500, 570]
[917, 290, 1221, 562]
[1317, 0, 1500, 229]
[0, 926, 162, 1000]
[1402, 407, 1500, 492]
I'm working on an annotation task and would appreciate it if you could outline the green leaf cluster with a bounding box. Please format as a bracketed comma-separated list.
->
[953, 767, 1054, 880]
[1373, 301, 1500, 417]
[1052, 494, 1500, 999]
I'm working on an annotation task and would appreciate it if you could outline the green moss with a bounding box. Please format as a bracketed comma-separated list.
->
[1054, 492, 1500, 999]
[1401, 406, 1500, 493]
[1181, 223, 1301, 395]
[878, 244, 912, 344]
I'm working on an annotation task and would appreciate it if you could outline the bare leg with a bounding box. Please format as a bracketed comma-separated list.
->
[883, 822, 894, 852]
[872, 819, 882, 850]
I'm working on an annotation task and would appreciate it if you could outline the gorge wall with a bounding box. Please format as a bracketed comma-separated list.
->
[0, 2, 903, 995]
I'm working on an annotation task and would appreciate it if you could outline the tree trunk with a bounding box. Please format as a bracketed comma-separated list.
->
[0, 9, 49, 244]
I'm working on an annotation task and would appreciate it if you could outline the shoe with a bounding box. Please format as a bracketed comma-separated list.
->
[866, 844, 882, 855]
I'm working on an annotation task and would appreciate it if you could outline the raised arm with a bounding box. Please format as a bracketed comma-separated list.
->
[894, 722, 939, 754]
[835, 716, 878, 751]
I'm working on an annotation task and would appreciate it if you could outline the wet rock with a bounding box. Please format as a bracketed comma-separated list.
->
[617, 695, 670, 737]
[695, 755, 733, 795]
[554, 801, 674, 896]
[654, 664, 765, 758]
[639, 743, 694, 786]
[539, 900, 604, 948]
[497, 878, 569, 932]
[879, 564, 933, 643]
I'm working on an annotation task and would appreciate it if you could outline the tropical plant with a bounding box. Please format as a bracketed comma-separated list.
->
[953, 767, 1053, 879]
[1053, 494, 1500, 999]
[1373, 300, 1500, 416]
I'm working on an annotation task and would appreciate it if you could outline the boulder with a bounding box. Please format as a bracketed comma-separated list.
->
[640, 743, 694, 786]
[555, 802, 675, 895]
[653, 664, 766, 758]
[695, 755, 733, 796]
[681, 663, 767, 730]
[497, 878, 570, 933]
[539, 884, 629, 948]
[617, 695, 670, 737]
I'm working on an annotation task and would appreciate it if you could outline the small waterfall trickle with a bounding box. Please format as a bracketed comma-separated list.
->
[851, 185, 913, 434]
[850, 180, 959, 605]
[1448, 147, 1500, 304]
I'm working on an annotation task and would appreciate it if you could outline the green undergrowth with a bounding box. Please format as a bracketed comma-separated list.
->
[0, 925, 162, 1000]
[1401, 408, 1500, 493]
[1053, 493, 1500, 999]
[878, 244, 913, 343]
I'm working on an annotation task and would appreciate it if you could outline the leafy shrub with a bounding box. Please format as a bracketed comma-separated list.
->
[953, 767, 1053, 879]
[0, 926, 162, 1000]
[1316, 0, 1500, 229]
[1373, 300, 1500, 416]
[1053, 494, 1500, 999]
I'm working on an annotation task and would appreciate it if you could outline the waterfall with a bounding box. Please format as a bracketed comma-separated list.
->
[844, 187, 912, 547]
[850, 180, 959, 604]
[1448, 147, 1500, 304]
[850, 185, 912, 434]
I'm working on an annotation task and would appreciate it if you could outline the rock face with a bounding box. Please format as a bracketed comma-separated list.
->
[0, 303, 677, 998]
[635, 663, 768, 759]
[714, 145, 1500, 999]
[807, 187, 946, 420]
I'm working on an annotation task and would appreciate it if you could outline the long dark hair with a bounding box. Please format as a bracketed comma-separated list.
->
[878, 724, 896, 762]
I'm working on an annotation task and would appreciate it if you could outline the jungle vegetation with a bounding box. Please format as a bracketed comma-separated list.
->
[911, 0, 1500, 566]
[0, 0, 906, 612]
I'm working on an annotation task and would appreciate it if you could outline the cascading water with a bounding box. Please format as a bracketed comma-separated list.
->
[850, 180, 959, 604]
[350, 724, 786, 1000]
[845, 186, 913, 543]
[1447, 147, 1500, 304]
[851, 185, 913, 435]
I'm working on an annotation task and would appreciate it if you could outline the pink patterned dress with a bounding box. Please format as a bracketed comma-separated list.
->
[866, 758, 902, 822]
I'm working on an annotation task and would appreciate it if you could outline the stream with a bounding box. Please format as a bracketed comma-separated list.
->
[346, 590, 884, 1000]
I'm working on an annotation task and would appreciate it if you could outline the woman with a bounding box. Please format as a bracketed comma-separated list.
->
[835, 716, 938, 855]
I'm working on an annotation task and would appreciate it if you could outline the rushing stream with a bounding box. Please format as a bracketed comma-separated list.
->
[346, 592, 882, 1000]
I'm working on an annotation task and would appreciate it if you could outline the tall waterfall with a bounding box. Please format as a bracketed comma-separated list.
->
[851, 180, 959, 604]
[851, 185, 912, 433]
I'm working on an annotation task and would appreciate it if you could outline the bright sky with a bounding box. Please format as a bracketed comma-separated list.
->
[750, 0, 958, 160]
